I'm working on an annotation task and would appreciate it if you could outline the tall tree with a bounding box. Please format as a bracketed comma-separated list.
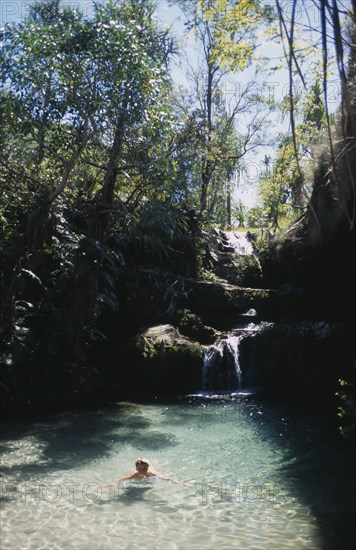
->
[275, 0, 355, 227]
[175, 0, 270, 215]
[0, 0, 174, 241]
[0, 0, 176, 354]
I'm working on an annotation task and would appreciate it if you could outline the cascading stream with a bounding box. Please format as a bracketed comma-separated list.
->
[202, 335, 243, 392]
[202, 322, 273, 393]
[222, 231, 254, 256]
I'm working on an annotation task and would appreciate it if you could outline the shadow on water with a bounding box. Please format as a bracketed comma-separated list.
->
[276, 420, 356, 550]
[115, 484, 156, 505]
[97, 483, 171, 509]
[221, 395, 355, 550]
[0, 403, 177, 478]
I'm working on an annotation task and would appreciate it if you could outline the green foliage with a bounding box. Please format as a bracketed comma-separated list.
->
[254, 75, 332, 233]
[336, 370, 356, 438]
[195, 0, 267, 71]
[246, 207, 267, 228]
[1, 0, 175, 204]
[0, 0, 199, 409]
[140, 336, 161, 360]
[175, 308, 215, 342]
[199, 269, 223, 282]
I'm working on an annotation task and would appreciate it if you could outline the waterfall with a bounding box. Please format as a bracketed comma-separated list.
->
[223, 231, 254, 256]
[201, 322, 274, 393]
[202, 335, 243, 392]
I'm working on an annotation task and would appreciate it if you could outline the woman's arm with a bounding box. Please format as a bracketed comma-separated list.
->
[98, 472, 136, 488]
[155, 475, 193, 488]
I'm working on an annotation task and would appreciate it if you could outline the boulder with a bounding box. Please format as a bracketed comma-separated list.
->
[133, 324, 203, 397]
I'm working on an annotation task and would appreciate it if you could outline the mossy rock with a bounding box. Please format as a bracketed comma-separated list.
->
[133, 324, 203, 396]
[175, 309, 216, 344]
[181, 279, 276, 316]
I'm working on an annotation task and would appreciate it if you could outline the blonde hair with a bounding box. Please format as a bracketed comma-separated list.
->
[135, 457, 149, 467]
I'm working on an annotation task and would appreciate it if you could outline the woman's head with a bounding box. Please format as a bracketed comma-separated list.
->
[135, 458, 149, 472]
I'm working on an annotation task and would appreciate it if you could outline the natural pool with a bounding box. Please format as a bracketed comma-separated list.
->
[1, 395, 355, 550]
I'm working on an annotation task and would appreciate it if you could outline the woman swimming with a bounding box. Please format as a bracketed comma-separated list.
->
[99, 458, 192, 488]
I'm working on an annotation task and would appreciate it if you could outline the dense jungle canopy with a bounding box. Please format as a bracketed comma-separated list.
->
[0, 0, 355, 413]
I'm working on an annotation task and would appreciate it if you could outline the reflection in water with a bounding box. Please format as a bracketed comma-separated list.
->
[97, 483, 155, 505]
[0, 398, 355, 550]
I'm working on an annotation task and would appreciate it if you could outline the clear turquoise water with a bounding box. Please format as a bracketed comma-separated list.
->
[1, 396, 355, 549]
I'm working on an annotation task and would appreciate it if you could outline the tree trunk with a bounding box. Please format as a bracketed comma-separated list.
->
[227, 182, 231, 226]
[101, 109, 127, 206]
[200, 164, 210, 212]
[200, 64, 214, 212]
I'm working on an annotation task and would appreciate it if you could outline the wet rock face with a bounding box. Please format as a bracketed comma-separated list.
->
[201, 228, 264, 288]
[238, 321, 356, 403]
